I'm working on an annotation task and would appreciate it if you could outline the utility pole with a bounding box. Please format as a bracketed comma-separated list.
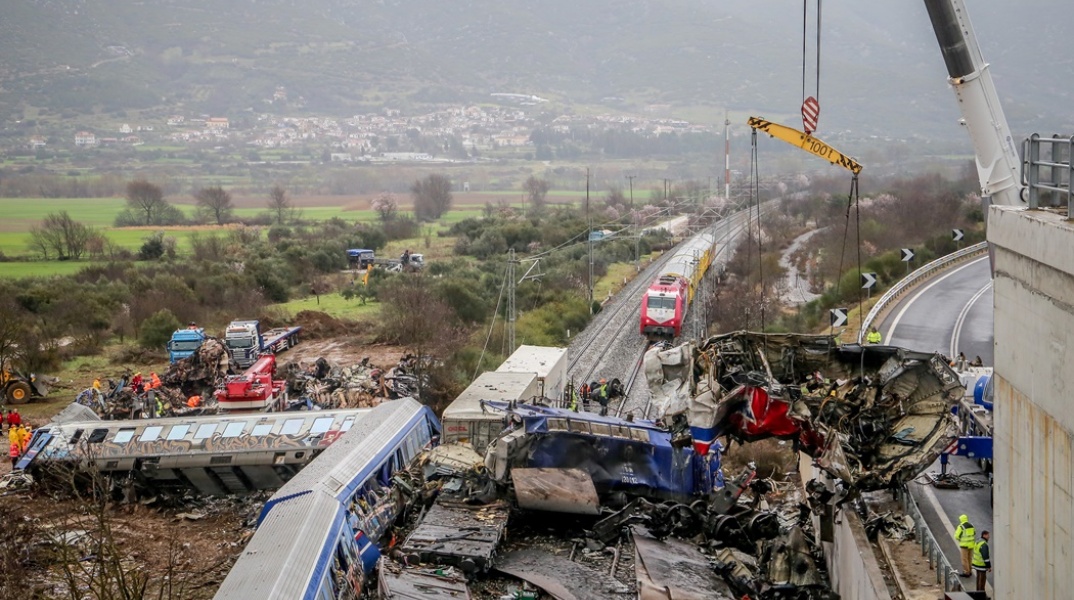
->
[587, 168, 594, 310]
[724, 111, 731, 200]
[626, 174, 637, 269]
[507, 248, 517, 354]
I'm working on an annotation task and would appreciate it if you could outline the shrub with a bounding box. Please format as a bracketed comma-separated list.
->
[138, 308, 180, 349]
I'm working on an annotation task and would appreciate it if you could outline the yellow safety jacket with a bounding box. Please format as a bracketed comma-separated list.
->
[954, 521, 976, 549]
[866, 331, 882, 344]
[972, 539, 990, 568]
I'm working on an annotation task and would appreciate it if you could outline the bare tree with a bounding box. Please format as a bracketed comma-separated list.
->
[0, 299, 24, 376]
[27, 211, 96, 260]
[371, 192, 398, 223]
[267, 183, 295, 224]
[194, 185, 234, 225]
[378, 276, 464, 400]
[523, 176, 550, 211]
[411, 174, 453, 221]
[125, 179, 167, 225]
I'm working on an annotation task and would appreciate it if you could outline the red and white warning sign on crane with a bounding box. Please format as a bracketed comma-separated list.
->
[802, 96, 819, 134]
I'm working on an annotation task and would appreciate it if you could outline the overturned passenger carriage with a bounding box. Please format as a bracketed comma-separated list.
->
[25, 407, 371, 494]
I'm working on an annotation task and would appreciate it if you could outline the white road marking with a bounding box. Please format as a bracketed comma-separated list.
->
[950, 280, 992, 358]
[884, 256, 988, 347]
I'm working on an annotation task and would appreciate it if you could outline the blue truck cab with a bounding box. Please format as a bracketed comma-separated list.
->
[347, 249, 376, 269]
[167, 327, 207, 363]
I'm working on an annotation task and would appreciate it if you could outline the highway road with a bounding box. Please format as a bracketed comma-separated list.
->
[881, 254, 995, 591]
[880, 256, 994, 365]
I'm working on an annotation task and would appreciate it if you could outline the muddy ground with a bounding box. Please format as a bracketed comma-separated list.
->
[0, 332, 411, 599]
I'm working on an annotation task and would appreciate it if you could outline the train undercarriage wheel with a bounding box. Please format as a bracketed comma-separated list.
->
[6, 381, 32, 404]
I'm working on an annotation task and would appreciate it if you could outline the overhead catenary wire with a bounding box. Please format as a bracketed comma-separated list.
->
[473, 265, 509, 381]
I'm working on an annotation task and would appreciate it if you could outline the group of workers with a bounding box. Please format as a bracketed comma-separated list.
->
[954, 513, 992, 593]
[3, 409, 31, 468]
[567, 378, 614, 416]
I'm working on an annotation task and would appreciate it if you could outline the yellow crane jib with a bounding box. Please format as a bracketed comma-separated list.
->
[747, 117, 863, 174]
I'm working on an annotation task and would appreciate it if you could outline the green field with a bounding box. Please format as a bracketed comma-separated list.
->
[272, 292, 382, 321]
[0, 260, 100, 279]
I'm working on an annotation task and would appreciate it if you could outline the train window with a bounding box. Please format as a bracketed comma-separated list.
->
[341, 417, 355, 432]
[166, 425, 190, 440]
[70, 429, 84, 443]
[193, 423, 217, 440]
[280, 419, 303, 436]
[252, 423, 273, 437]
[310, 417, 334, 435]
[88, 429, 108, 443]
[647, 296, 676, 310]
[138, 426, 163, 442]
[222, 422, 245, 438]
[112, 429, 136, 444]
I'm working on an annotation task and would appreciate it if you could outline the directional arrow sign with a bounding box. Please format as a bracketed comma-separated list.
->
[901, 248, 915, 262]
[861, 272, 877, 289]
[830, 308, 848, 328]
[952, 229, 964, 241]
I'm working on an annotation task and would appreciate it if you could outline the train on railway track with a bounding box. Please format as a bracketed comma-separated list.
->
[214, 398, 439, 600]
[640, 226, 720, 340]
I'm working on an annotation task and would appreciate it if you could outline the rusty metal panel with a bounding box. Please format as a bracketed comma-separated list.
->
[377, 560, 471, 599]
[512, 468, 601, 515]
[494, 549, 630, 600]
[632, 527, 735, 600]
[400, 501, 510, 573]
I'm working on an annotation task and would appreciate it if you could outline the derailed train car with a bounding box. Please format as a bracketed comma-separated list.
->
[645, 332, 964, 498]
[23, 408, 371, 494]
[482, 402, 723, 506]
[215, 398, 439, 600]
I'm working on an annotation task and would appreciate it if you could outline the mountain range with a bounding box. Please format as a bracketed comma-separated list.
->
[2, 0, 1071, 142]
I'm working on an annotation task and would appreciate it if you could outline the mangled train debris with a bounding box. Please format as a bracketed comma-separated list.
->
[645, 332, 963, 500]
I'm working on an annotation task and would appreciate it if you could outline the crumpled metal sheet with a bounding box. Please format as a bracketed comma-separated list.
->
[377, 560, 472, 599]
[631, 526, 735, 600]
[512, 468, 601, 515]
[494, 548, 631, 600]
[647, 332, 963, 497]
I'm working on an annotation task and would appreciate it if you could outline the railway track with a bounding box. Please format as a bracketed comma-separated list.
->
[566, 206, 764, 420]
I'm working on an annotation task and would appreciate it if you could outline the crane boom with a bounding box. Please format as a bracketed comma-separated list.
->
[924, 0, 1024, 206]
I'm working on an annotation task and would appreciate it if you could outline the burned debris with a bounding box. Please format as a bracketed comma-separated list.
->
[645, 331, 963, 501]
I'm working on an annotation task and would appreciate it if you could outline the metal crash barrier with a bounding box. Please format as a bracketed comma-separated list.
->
[901, 486, 964, 592]
[1024, 133, 1074, 216]
[858, 242, 988, 344]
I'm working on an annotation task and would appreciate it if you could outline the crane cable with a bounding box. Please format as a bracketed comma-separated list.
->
[802, 0, 822, 130]
[830, 174, 862, 339]
[747, 129, 764, 332]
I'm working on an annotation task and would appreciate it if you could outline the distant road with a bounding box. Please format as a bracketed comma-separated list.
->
[880, 256, 993, 364]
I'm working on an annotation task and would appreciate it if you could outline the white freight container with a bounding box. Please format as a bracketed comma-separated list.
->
[496, 345, 568, 401]
[441, 371, 539, 452]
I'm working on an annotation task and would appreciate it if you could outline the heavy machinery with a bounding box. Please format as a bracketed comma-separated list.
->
[213, 354, 287, 411]
[166, 326, 206, 363]
[924, 0, 1025, 208]
[1, 370, 54, 404]
[223, 320, 302, 369]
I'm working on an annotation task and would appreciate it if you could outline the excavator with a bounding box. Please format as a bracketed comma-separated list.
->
[1, 370, 54, 404]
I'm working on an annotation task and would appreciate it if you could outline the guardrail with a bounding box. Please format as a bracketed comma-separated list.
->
[857, 242, 988, 344]
[900, 486, 964, 592]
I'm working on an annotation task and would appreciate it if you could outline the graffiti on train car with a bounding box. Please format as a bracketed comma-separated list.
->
[82, 430, 343, 459]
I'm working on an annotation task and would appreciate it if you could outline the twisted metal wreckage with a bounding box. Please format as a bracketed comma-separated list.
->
[36, 332, 961, 599]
